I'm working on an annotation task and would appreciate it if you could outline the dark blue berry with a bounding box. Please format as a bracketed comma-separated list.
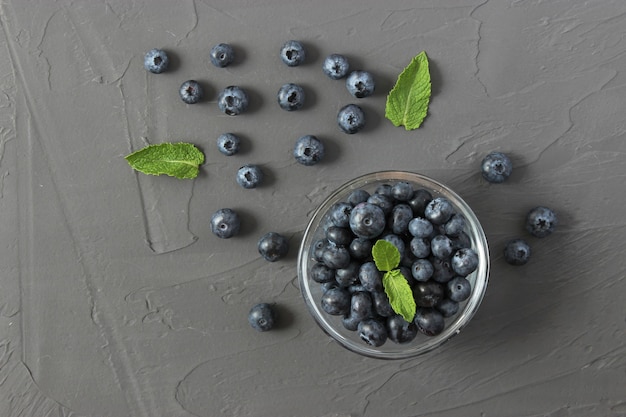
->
[322, 54, 350, 79]
[348, 237, 373, 260]
[451, 231, 472, 250]
[321, 287, 351, 316]
[313, 239, 328, 261]
[451, 248, 479, 276]
[278, 83, 305, 111]
[321, 245, 351, 269]
[310, 262, 335, 283]
[410, 237, 431, 259]
[367, 193, 395, 216]
[358, 318, 388, 347]
[358, 261, 383, 292]
[210, 43, 235, 68]
[504, 238, 531, 265]
[335, 261, 360, 287]
[389, 203, 413, 235]
[329, 202, 353, 228]
[431, 234, 454, 259]
[257, 232, 289, 262]
[372, 291, 395, 317]
[408, 189, 433, 217]
[425, 197, 456, 225]
[337, 104, 365, 134]
[413, 281, 444, 308]
[374, 184, 393, 197]
[326, 226, 352, 246]
[408, 217, 434, 238]
[179, 80, 203, 104]
[436, 298, 459, 318]
[350, 291, 374, 319]
[481, 151, 513, 183]
[431, 257, 456, 283]
[236, 164, 263, 189]
[280, 40, 306, 66]
[387, 315, 418, 344]
[349, 202, 386, 239]
[525, 206, 557, 238]
[144, 49, 169, 74]
[391, 181, 414, 201]
[248, 303, 276, 332]
[446, 276, 472, 302]
[411, 258, 434, 282]
[414, 308, 445, 336]
[210, 208, 241, 239]
[345, 70, 375, 98]
[444, 214, 466, 237]
[293, 135, 324, 166]
[217, 86, 249, 115]
[216, 133, 241, 156]
[342, 314, 361, 331]
[347, 189, 370, 206]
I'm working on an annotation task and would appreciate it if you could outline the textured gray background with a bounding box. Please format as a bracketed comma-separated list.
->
[1, 1, 625, 416]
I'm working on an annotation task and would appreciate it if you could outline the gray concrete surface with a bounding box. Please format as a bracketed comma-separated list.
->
[1, 1, 625, 416]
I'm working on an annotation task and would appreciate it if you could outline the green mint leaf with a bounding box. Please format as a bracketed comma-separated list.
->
[383, 269, 416, 322]
[125, 142, 205, 179]
[372, 240, 401, 272]
[385, 51, 431, 130]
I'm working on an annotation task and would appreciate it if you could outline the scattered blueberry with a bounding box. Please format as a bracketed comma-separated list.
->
[277, 83, 305, 111]
[179, 80, 203, 104]
[345, 70, 375, 98]
[236, 164, 263, 189]
[258, 232, 289, 262]
[322, 54, 350, 80]
[293, 135, 324, 166]
[144, 49, 169, 74]
[210, 208, 241, 239]
[481, 151, 513, 183]
[280, 40, 306, 66]
[525, 206, 558, 238]
[337, 104, 366, 134]
[209, 43, 235, 68]
[217, 86, 249, 115]
[216, 133, 241, 156]
[358, 318, 388, 347]
[248, 303, 276, 332]
[504, 238, 531, 265]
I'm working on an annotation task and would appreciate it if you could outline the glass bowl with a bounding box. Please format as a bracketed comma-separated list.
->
[297, 171, 490, 359]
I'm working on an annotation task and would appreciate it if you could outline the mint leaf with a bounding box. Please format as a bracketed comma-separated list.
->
[372, 240, 401, 272]
[125, 142, 205, 179]
[385, 51, 431, 130]
[382, 269, 416, 322]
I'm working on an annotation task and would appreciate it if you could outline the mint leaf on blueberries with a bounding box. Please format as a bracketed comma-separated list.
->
[385, 51, 431, 130]
[125, 142, 205, 179]
[382, 269, 416, 322]
[372, 240, 401, 272]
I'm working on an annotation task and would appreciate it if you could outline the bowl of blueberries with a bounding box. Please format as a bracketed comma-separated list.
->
[297, 171, 490, 359]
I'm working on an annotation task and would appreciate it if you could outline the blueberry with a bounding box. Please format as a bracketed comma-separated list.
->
[312, 239, 328, 261]
[425, 197, 456, 225]
[322, 54, 350, 79]
[326, 226, 353, 247]
[278, 83, 305, 111]
[372, 291, 395, 317]
[358, 261, 383, 292]
[349, 202, 386, 239]
[451, 248, 479, 276]
[350, 291, 374, 319]
[310, 262, 336, 283]
[481, 151, 513, 183]
[342, 314, 361, 331]
[367, 193, 395, 216]
[280, 40, 306, 66]
[409, 237, 431, 259]
[408, 189, 433, 217]
[210, 208, 241, 239]
[347, 189, 370, 206]
[358, 318, 388, 347]
[436, 298, 459, 318]
[345, 70, 375, 98]
[144, 48, 169, 74]
[387, 315, 418, 344]
[431, 235, 454, 259]
[217, 86, 249, 115]
[335, 261, 360, 287]
[293, 135, 324, 166]
[414, 308, 445, 336]
[257, 232, 289, 262]
[321, 287, 351, 316]
[349, 237, 373, 260]
[525, 206, 558, 238]
[408, 217, 434, 238]
[216, 133, 241, 156]
[504, 238, 531, 265]
[411, 258, 434, 282]
[389, 204, 414, 235]
[209, 43, 235, 68]
[337, 104, 365, 134]
[321, 245, 351, 269]
[431, 257, 456, 283]
[248, 303, 276, 332]
[179, 80, 203, 104]
[451, 231, 472, 250]
[374, 184, 393, 197]
[446, 276, 472, 302]
[391, 181, 415, 201]
[444, 214, 466, 237]
[329, 202, 353, 228]
[236, 164, 263, 189]
[413, 281, 445, 308]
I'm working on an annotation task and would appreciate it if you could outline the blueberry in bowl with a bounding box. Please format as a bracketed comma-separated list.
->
[297, 171, 490, 359]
